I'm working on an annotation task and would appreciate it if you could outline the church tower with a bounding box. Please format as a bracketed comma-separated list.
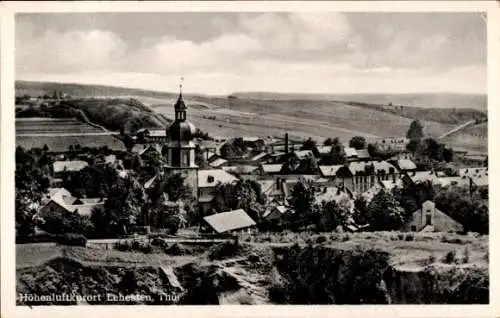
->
[164, 80, 199, 199]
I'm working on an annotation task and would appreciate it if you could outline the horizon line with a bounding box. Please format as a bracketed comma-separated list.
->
[15, 79, 487, 97]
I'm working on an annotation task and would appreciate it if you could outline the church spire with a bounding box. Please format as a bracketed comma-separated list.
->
[178, 76, 184, 100]
[174, 77, 187, 120]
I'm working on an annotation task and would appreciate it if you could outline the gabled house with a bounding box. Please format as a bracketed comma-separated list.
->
[373, 137, 409, 153]
[403, 201, 464, 233]
[262, 205, 289, 221]
[395, 159, 417, 172]
[459, 167, 488, 178]
[292, 150, 314, 161]
[248, 152, 271, 164]
[331, 161, 399, 194]
[202, 209, 256, 234]
[197, 169, 239, 214]
[344, 147, 358, 162]
[45, 187, 73, 204]
[438, 176, 470, 188]
[319, 165, 344, 180]
[131, 143, 162, 157]
[355, 149, 371, 161]
[208, 158, 228, 168]
[314, 186, 355, 212]
[258, 178, 289, 203]
[222, 165, 259, 176]
[259, 163, 284, 176]
[317, 146, 332, 157]
[402, 171, 440, 186]
[53, 160, 89, 177]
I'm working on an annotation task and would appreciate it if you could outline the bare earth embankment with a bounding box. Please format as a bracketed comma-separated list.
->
[16, 231, 488, 305]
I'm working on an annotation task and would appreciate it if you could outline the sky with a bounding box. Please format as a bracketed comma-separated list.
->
[15, 12, 486, 95]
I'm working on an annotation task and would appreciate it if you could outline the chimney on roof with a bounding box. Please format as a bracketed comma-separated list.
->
[285, 132, 289, 155]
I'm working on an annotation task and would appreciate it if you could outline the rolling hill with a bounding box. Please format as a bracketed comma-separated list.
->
[15, 81, 488, 153]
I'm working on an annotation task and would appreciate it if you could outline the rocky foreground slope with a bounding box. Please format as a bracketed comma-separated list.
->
[16, 236, 488, 305]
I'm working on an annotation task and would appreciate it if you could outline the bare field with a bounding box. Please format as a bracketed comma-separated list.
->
[441, 123, 488, 154]
[153, 98, 456, 143]
[16, 118, 105, 135]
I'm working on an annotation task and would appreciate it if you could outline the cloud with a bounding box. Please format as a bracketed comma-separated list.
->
[16, 21, 126, 74]
[15, 12, 486, 94]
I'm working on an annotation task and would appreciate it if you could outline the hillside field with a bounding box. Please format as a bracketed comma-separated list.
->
[153, 99, 456, 145]
[16, 81, 488, 153]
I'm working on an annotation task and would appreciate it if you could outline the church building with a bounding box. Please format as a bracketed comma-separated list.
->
[163, 84, 199, 198]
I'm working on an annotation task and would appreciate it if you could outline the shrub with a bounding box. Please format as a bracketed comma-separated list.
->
[164, 243, 187, 256]
[443, 250, 457, 264]
[114, 241, 131, 251]
[140, 243, 153, 254]
[56, 233, 87, 246]
[131, 240, 140, 250]
[316, 235, 327, 244]
[424, 254, 436, 266]
[248, 253, 260, 263]
[405, 233, 414, 241]
[441, 235, 463, 244]
[208, 241, 240, 261]
[151, 237, 165, 247]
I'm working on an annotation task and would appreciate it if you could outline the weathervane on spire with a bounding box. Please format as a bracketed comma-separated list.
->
[180, 77, 184, 95]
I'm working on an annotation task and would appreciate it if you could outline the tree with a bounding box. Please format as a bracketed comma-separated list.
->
[146, 173, 197, 226]
[213, 179, 265, 222]
[349, 136, 367, 150]
[123, 135, 135, 150]
[406, 139, 421, 154]
[316, 200, 349, 232]
[367, 144, 378, 158]
[288, 179, 316, 230]
[62, 165, 118, 198]
[406, 120, 424, 141]
[443, 147, 454, 163]
[324, 137, 341, 147]
[194, 144, 207, 167]
[321, 142, 346, 165]
[434, 186, 488, 234]
[15, 192, 38, 241]
[91, 177, 146, 237]
[323, 138, 334, 146]
[40, 210, 94, 236]
[353, 196, 369, 225]
[15, 147, 51, 240]
[301, 138, 317, 152]
[296, 154, 318, 174]
[366, 190, 405, 231]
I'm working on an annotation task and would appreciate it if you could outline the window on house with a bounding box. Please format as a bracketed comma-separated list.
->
[411, 225, 417, 232]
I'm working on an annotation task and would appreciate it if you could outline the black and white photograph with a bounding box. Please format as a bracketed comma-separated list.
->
[1, 1, 497, 315]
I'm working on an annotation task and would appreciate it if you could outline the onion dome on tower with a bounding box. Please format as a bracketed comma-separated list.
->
[167, 83, 197, 143]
